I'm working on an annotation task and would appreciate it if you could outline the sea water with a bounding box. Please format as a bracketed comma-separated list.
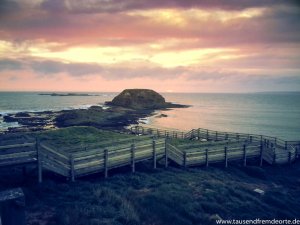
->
[0, 92, 299, 140]
[0, 92, 116, 131]
[155, 92, 300, 140]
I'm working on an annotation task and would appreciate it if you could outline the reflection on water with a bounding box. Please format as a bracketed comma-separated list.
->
[141, 92, 300, 140]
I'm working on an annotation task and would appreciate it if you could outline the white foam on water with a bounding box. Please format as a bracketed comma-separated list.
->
[0, 120, 20, 132]
[138, 117, 150, 125]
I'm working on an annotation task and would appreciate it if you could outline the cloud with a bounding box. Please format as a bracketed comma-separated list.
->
[30, 60, 104, 76]
[0, 0, 20, 16]
[40, 0, 67, 13]
[38, 0, 299, 14]
[0, 2, 299, 50]
[1, 58, 299, 87]
[0, 59, 23, 71]
[0, 58, 183, 80]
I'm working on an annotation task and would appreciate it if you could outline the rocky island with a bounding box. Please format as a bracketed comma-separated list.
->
[107, 89, 187, 109]
[2, 89, 188, 133]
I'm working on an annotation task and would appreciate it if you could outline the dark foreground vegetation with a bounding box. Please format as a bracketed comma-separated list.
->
[1, 158, 299, 225]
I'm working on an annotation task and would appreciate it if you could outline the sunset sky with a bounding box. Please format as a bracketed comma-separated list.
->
[0, 0, 299, 92]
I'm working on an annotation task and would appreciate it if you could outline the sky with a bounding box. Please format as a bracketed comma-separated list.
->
[0, 0, 300, 93]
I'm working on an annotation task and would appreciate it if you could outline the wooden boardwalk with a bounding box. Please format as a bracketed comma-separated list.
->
[131, 126, 300, 165]
[0, 126, 299, 183]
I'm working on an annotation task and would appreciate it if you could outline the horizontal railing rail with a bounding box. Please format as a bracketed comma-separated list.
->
[0, 127, 299, 183]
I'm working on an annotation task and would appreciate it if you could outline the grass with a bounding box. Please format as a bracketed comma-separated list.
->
[35, 126, 134, 151]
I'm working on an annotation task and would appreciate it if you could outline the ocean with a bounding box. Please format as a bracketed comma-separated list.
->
[0, 92, 299, 140]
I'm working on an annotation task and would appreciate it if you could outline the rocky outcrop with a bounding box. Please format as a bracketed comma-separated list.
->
[15, 112, 31, 117]
[107, 89, 188, 110]
[107, 89, 165, 109]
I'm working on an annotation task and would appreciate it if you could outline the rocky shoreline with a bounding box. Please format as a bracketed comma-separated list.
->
[1, 106, 150, 133]
[1, 103, 188, 134]
[1, 89, 189, 134]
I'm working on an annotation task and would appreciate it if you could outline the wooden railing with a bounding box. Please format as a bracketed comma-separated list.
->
[0, 136, 37, 167]
[0, 128, 299, 183]
[131, 125, 299, 146]
[130, 126, 186, 139]
[36, 136, 166, 182]
[166, 139, 264, 168]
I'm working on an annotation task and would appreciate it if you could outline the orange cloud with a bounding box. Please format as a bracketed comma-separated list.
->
[0, 0, 299, 92]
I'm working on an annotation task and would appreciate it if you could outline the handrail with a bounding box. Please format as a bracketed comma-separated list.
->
[133, 127, 299, 156]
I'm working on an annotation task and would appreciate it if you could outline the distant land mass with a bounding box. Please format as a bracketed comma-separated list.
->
[39, 93, 99, 97]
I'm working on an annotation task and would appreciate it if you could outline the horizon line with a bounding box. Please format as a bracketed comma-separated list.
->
[0, 90, 299, 94]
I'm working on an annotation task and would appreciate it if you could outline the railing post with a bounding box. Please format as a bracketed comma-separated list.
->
[165, 138, 168, 168]
[0, 188, 26, 225]
[36, 138, 43, 184]
[70, 154, 75, 182]
[152, 138, 156, 169]
[181, 132, 184, 139]
[259, 143, 263, 167]
[243, 144, 247, 166]
[206, 129, 209, 140]
[205, 149, 209, 167]
[264, 138, 266, 147]
[272, 147, 276, 164]
[131, 142, 136, 173]
[224, 146, 228, 168]
[288, 151, 292, 164]
[197, 129, 200, 140]
[104, 149, 108, 178]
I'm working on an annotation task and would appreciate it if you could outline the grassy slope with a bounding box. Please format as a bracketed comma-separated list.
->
[0, 127, 299, 225]
[37, 126, 134, 150]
